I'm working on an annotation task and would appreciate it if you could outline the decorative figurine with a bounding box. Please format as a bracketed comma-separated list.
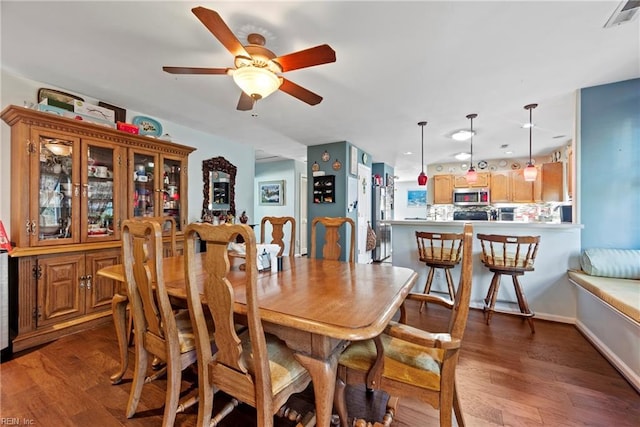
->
[239, 211, 248, 224]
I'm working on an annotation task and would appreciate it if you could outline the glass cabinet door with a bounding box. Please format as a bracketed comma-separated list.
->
[161, 156, 184, 230]
[82, 140, 121, 242]
[131, 150, 159, 219]
[32, 131, 78, 246]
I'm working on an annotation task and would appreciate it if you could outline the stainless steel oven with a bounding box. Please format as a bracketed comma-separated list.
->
[453, 188, 490, 206]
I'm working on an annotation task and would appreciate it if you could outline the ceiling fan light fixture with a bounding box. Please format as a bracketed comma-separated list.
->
[232, 65, 282, 100]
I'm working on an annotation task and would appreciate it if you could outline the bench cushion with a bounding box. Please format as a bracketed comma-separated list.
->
[568, 270, 640, 323]
[580, 248, 640, 279]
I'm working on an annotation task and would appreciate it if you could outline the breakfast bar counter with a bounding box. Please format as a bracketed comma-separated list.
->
[384, 220, 583, 322]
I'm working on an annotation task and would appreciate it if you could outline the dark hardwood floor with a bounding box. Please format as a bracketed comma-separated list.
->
[1, 300, 638, 426]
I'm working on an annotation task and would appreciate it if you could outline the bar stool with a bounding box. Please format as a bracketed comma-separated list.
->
[477, 233, 540, 333]
[414, 230, 464, 311]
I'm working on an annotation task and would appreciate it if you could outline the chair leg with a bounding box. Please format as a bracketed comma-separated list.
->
[485, 273, 501, 325]
[420, 267, 436, 312]
[512, 276, 535, 334]
[333, 376, 349, 427]
[161, 360, 180, 427]
[445, 268, 455, 301]
[453, 381, 465, 427]
[126, 344, 148, 418]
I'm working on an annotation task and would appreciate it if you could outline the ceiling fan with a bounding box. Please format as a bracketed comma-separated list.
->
[163, 6, 336, 111]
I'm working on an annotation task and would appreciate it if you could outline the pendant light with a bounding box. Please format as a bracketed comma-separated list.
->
[465, 113, 478, 184]
[417, 121, 428, 186]
[523, 103, 538, 182]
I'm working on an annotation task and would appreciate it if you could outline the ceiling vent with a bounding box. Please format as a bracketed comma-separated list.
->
[604, 0, 640, 28]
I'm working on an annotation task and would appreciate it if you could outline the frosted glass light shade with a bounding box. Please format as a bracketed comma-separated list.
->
[466, 167, 478, 184]
[524, 163, 538, 181]
[233, 66, 281, 99]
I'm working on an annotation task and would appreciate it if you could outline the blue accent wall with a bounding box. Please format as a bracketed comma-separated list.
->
[580, 78, 640, 250]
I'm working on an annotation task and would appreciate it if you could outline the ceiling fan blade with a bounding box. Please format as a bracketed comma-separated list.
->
[279, 78, 323, 106]
[163, 66, 231, 75]
[236, 92, 255, 111]
[273, 44, 336, 72]
[191, 7, 250, 58]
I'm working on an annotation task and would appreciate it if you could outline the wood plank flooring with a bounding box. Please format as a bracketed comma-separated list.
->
[1, 300, 638, 426]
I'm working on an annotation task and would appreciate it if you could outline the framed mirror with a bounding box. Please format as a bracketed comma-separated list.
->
[202, 156, 236, 219]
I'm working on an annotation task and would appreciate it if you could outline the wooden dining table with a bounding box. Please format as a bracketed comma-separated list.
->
[97, 254, 417, 426]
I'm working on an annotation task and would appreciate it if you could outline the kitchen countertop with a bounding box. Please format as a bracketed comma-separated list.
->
[383, 219, 583, 229]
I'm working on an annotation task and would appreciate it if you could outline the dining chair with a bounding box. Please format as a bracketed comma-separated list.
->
[133, 215, 178, 256]
[121, 219, 207, 427]
[183, 223, 312, 427]
[310, 216, 356, 262]
[334, 222, 474, 427]
[477, 233, 540, 333]
[415, 230, 465, 310]
[126, 216, 179, 346]
[260, 216, 296, 257]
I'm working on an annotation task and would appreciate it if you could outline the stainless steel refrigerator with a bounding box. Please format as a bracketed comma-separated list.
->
[372, 186, 392, 261]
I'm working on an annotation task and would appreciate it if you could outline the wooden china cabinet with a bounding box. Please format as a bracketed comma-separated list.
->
[1, 105, 195, 351]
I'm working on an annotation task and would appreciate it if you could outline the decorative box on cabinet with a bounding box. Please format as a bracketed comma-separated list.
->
[313, 175, 336, 203]
[1, 105, 196, 351]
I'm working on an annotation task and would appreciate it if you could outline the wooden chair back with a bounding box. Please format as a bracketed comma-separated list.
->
[477, 233, 540, 273]
[260, 216, 296, 257]
[415, 230, 464, 268]
[132, 215, 178, 257]
[310, 216, 356, 262]
[121, 219, 196, 425]
[184, 223, 310, 426]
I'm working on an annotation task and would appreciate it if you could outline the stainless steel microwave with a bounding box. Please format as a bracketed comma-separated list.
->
[453, 188, 490, 206]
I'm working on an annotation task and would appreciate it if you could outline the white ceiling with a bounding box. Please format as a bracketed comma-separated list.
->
[2, 1, 638, 181]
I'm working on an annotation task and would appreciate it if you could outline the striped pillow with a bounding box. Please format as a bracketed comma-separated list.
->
[581, 248, 640, 279]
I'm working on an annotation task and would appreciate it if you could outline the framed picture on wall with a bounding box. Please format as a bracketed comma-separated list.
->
[407, 189, 427, 207]
[259, 180, 285, 206]
[349, 145, 358, 175]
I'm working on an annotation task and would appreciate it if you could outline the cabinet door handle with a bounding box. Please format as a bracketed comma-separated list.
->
[82, 184, 89, 198]
[74, 184, 80, 197]
[79, 275, 86, 289]
[86, 274, 92, 290]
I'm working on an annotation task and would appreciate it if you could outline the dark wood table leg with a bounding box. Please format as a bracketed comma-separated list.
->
[110, 292, 129, 384]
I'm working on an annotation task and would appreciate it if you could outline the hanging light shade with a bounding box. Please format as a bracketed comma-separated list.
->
[417, 121, 428, 186]
[465, 113, 478, 184]
[523, 103, 538, 182]
[233, 65, 282, 100]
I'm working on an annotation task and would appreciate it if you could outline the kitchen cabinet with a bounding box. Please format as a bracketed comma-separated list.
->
[490, 169, 537, 203]
[2, 105, 195, 351]
[541, 162, 564, 202]
[433, 175, 453, 204]
[453, 172, 490, 188]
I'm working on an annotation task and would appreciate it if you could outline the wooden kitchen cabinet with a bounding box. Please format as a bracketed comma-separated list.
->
[489, 171, 510, 202]
[490, 169, 536, 203]
[2, 105, 195, 351]
[453, 172, 490, 188]
[541, 162, 564, 201]
[433, 175, 453, 204]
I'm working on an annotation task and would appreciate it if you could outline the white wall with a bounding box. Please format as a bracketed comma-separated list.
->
[0, 70, 256, 238]
[394, 180, 429, 220]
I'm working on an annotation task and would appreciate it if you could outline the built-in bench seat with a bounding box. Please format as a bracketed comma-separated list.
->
[568, 269, 640, 392]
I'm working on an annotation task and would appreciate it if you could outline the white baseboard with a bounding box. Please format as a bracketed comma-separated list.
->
[575, 319, 640, 393]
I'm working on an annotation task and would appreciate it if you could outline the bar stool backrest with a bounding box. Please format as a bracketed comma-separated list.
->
[415, 231, 464, 267]
[477, 233, 540, 272]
